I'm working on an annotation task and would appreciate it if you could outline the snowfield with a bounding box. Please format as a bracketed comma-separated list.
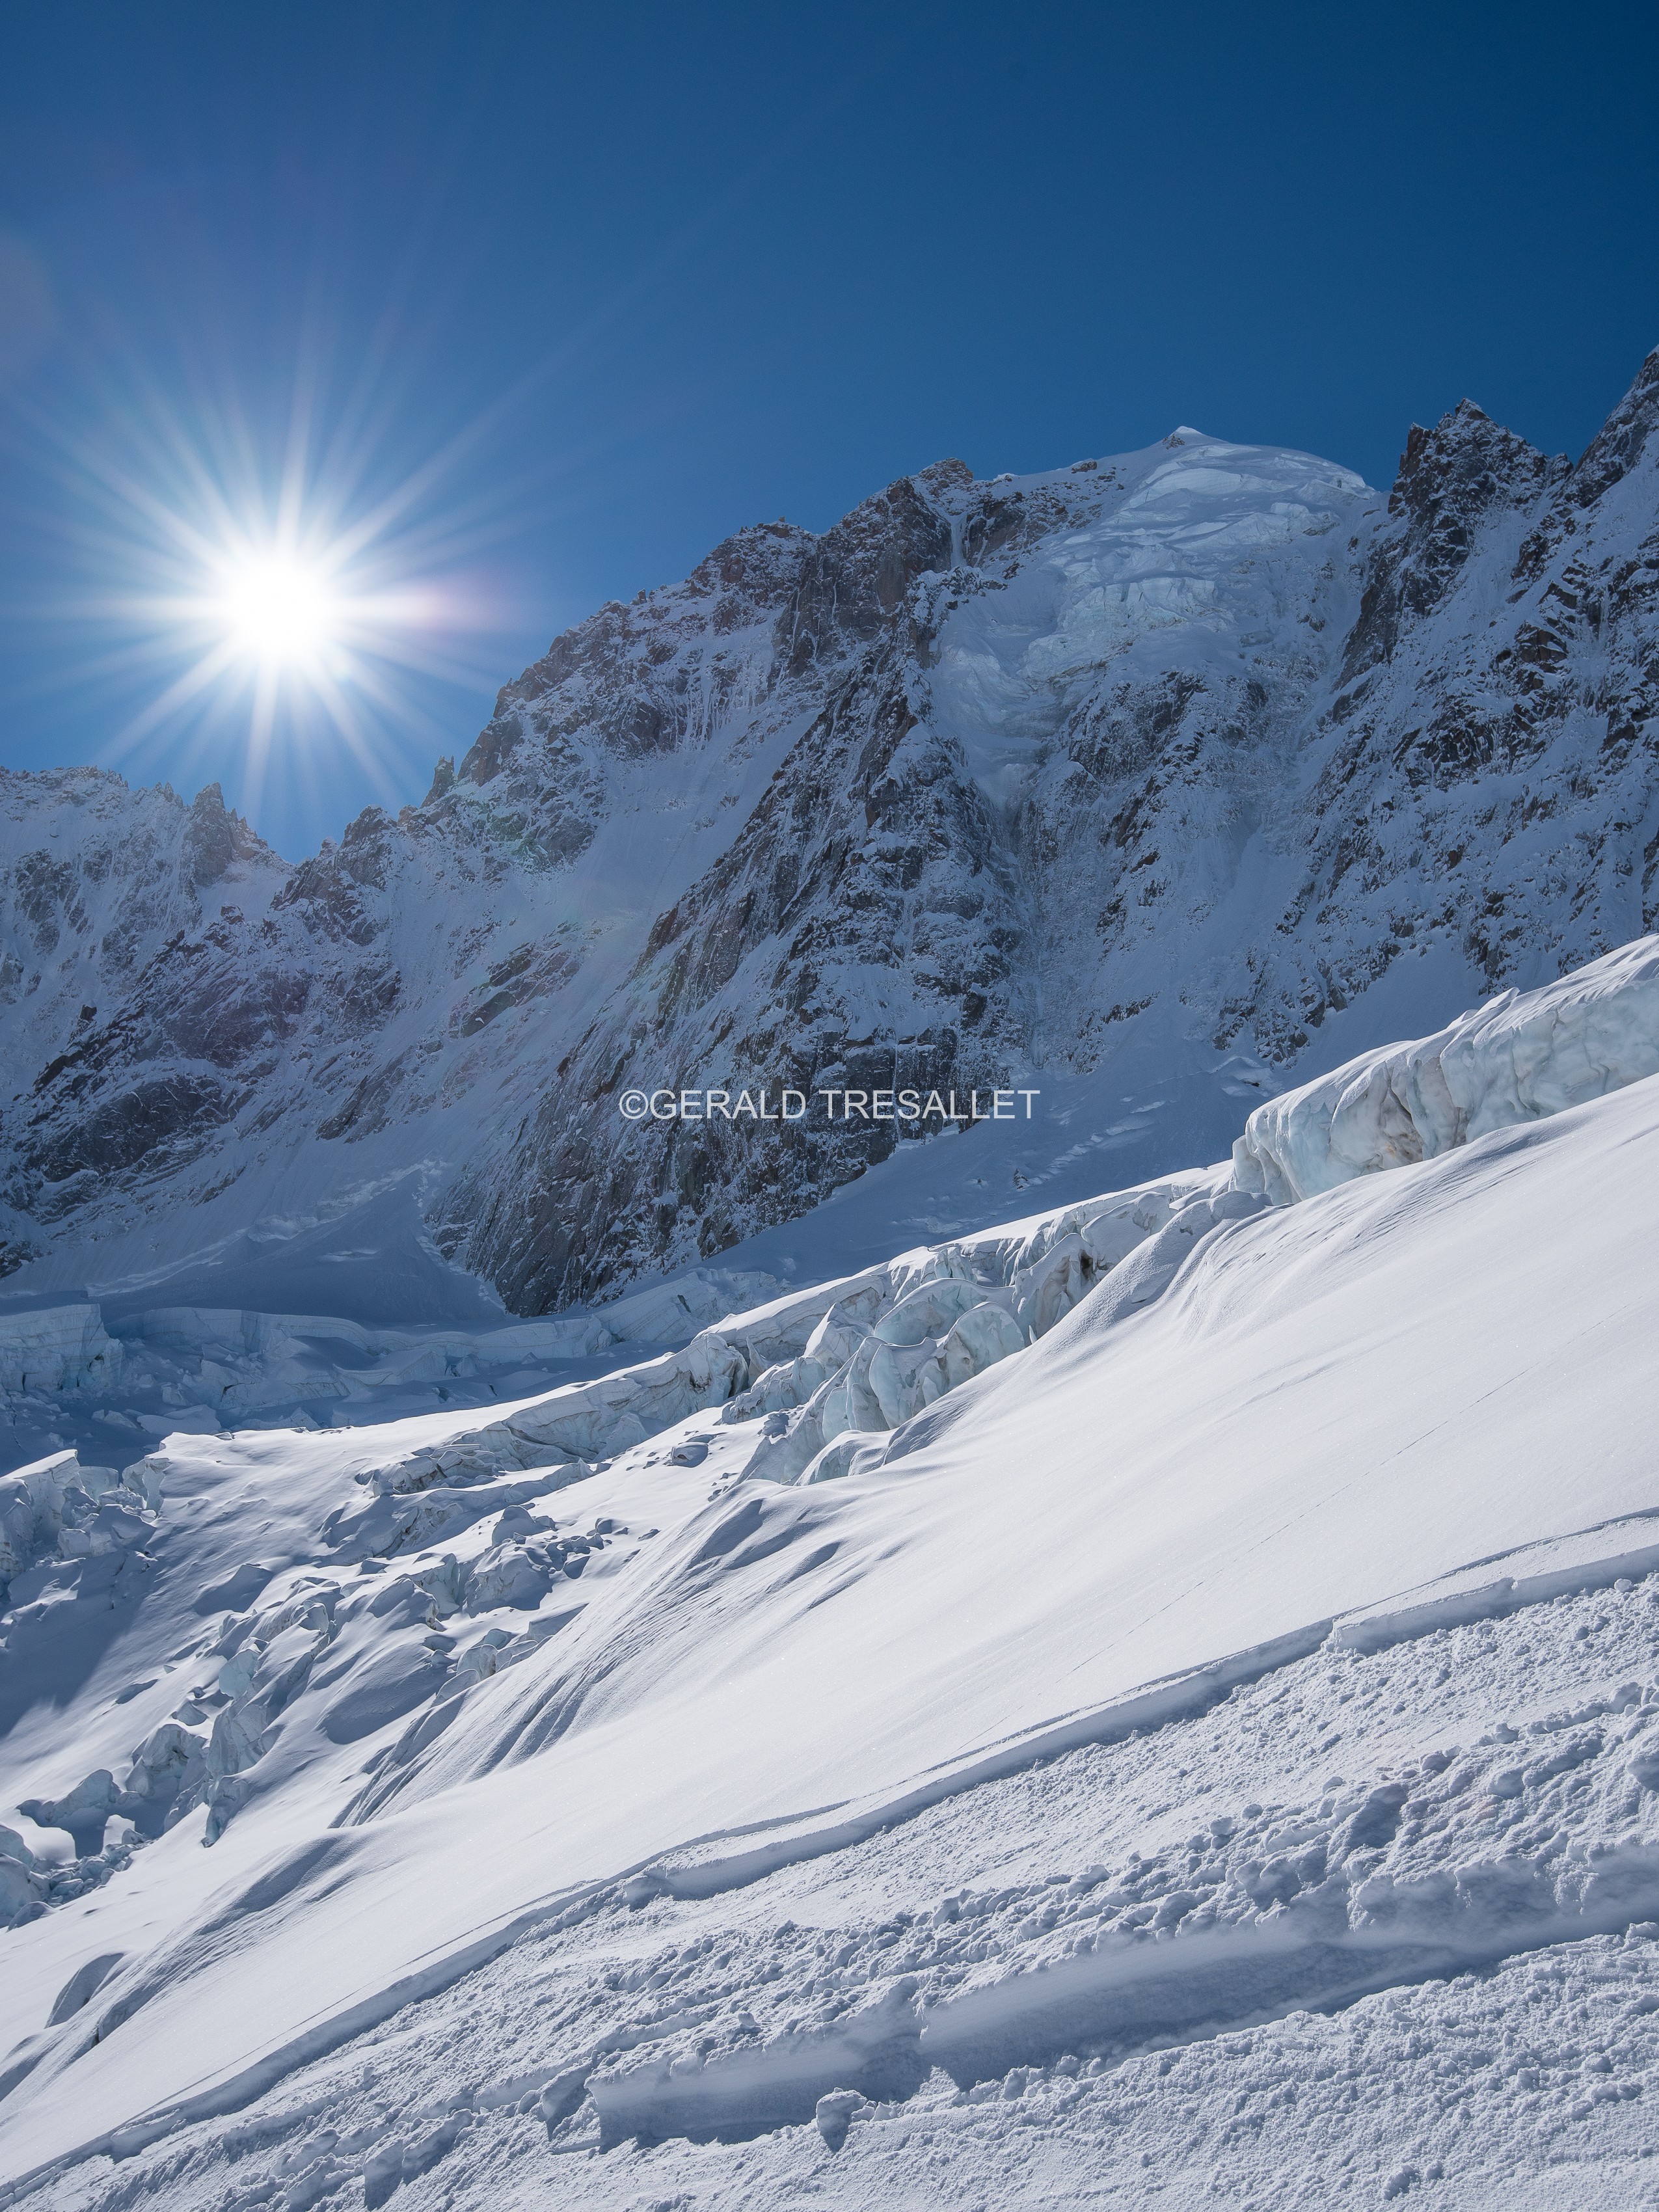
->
[4, 945, 1659, 2206]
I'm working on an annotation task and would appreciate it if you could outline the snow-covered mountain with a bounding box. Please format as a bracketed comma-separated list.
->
[3, 349, 1657, 1343]
[6, 348, 1659, 2207]
[5, 941, 1659, 2209]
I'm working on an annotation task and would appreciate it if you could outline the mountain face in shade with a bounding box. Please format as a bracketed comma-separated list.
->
[2, 351, 1658, 1315]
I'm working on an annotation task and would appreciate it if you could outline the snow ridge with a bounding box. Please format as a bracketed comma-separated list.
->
[1232, 934, 1659, 1202]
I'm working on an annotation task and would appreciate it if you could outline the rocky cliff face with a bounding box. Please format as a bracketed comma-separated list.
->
[3, 351, 1657, 1314]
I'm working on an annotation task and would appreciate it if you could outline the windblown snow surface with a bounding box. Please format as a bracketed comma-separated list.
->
[1, 940, 1658, 2207]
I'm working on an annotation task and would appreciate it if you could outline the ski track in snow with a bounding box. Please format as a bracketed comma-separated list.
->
[16, 1574, 1659, 2209]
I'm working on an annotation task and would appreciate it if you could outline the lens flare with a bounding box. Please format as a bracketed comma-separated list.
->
[8, 332, 541, 846]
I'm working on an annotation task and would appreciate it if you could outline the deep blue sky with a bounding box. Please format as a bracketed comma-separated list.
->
[1, 1, 1656, 859]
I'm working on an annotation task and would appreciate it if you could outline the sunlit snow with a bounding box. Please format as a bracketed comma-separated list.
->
[5, 945, 1659, 2207]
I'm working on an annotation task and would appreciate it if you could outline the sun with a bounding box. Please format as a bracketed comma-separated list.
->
[215, 552, 338, 668]
[27, 347, 527, 835]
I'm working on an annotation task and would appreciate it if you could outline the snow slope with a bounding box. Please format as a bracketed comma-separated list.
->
[5, 949, 1659, 2205]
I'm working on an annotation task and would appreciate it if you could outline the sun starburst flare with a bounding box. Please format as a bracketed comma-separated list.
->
[8, 342, 546, 848]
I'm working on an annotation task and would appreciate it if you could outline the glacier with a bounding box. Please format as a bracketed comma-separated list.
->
[3, 941, 1659, 2206]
